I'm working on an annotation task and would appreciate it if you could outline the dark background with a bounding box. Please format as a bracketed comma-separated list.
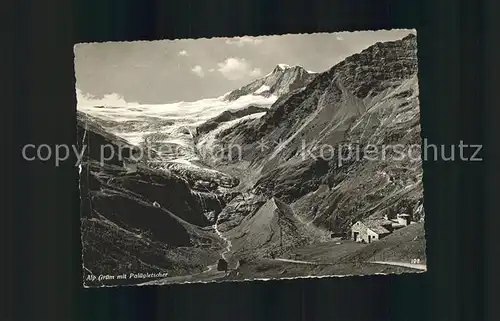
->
[4, 0, 496, 320]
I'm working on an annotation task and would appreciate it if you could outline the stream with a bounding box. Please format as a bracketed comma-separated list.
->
[212, 215, 232, 261]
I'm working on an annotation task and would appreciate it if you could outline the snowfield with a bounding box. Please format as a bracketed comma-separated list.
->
[78, 93, 276, 124]
[196, 112, 266, 155]
[77, 92, 278, 163]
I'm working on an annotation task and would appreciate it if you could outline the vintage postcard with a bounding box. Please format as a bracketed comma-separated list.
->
[75, 29, 426, 287]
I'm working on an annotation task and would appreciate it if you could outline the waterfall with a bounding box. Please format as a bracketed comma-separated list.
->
[191, 187, 232, 261]
[191, 190, 208, 213]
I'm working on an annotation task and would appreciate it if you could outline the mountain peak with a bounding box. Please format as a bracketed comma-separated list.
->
[223, 64, 317, 101]
[272, 64, 305, 73]
[276, 63, 290, 70]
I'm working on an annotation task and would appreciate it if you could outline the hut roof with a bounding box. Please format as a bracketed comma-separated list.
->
[367, 225, 391, 235]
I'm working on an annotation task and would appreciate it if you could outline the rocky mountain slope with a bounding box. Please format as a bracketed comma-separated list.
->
[77, 112, 227, 285]
[223, 197, 313, 261]
[195, 104, 268, 136]
[200, 33, 424, 237]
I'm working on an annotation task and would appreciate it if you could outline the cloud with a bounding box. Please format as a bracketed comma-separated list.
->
[225, 36, 263, 47]
[208, 68, 215, 72]
[336, 35, 344, 41]
[191, 65, 205, 77]
[76, 88, 138, 107]
[217, 57, 262, 80]
[178, 50, 188, 56]
[249, 68, 262, 77]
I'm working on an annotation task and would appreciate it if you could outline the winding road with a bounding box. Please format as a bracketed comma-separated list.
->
[370, 261, 427, 271]
[272, 258, 331, 265]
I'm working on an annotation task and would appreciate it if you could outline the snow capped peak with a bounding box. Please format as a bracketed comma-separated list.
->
[271, 64, 313, 74]
[224, 64, 318, 101]
[263, 64, 313, 78]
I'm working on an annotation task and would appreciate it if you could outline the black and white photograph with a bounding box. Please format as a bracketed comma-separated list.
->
[75, 29, 426, 287]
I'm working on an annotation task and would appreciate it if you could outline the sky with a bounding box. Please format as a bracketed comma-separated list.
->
[74, 29, 416, 105]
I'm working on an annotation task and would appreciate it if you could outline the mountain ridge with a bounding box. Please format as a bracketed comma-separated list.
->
[199, 33, 423, 238]
[223, 64, 317, 101]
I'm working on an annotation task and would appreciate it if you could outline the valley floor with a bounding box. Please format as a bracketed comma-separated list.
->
[145, 222, 426, 285]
